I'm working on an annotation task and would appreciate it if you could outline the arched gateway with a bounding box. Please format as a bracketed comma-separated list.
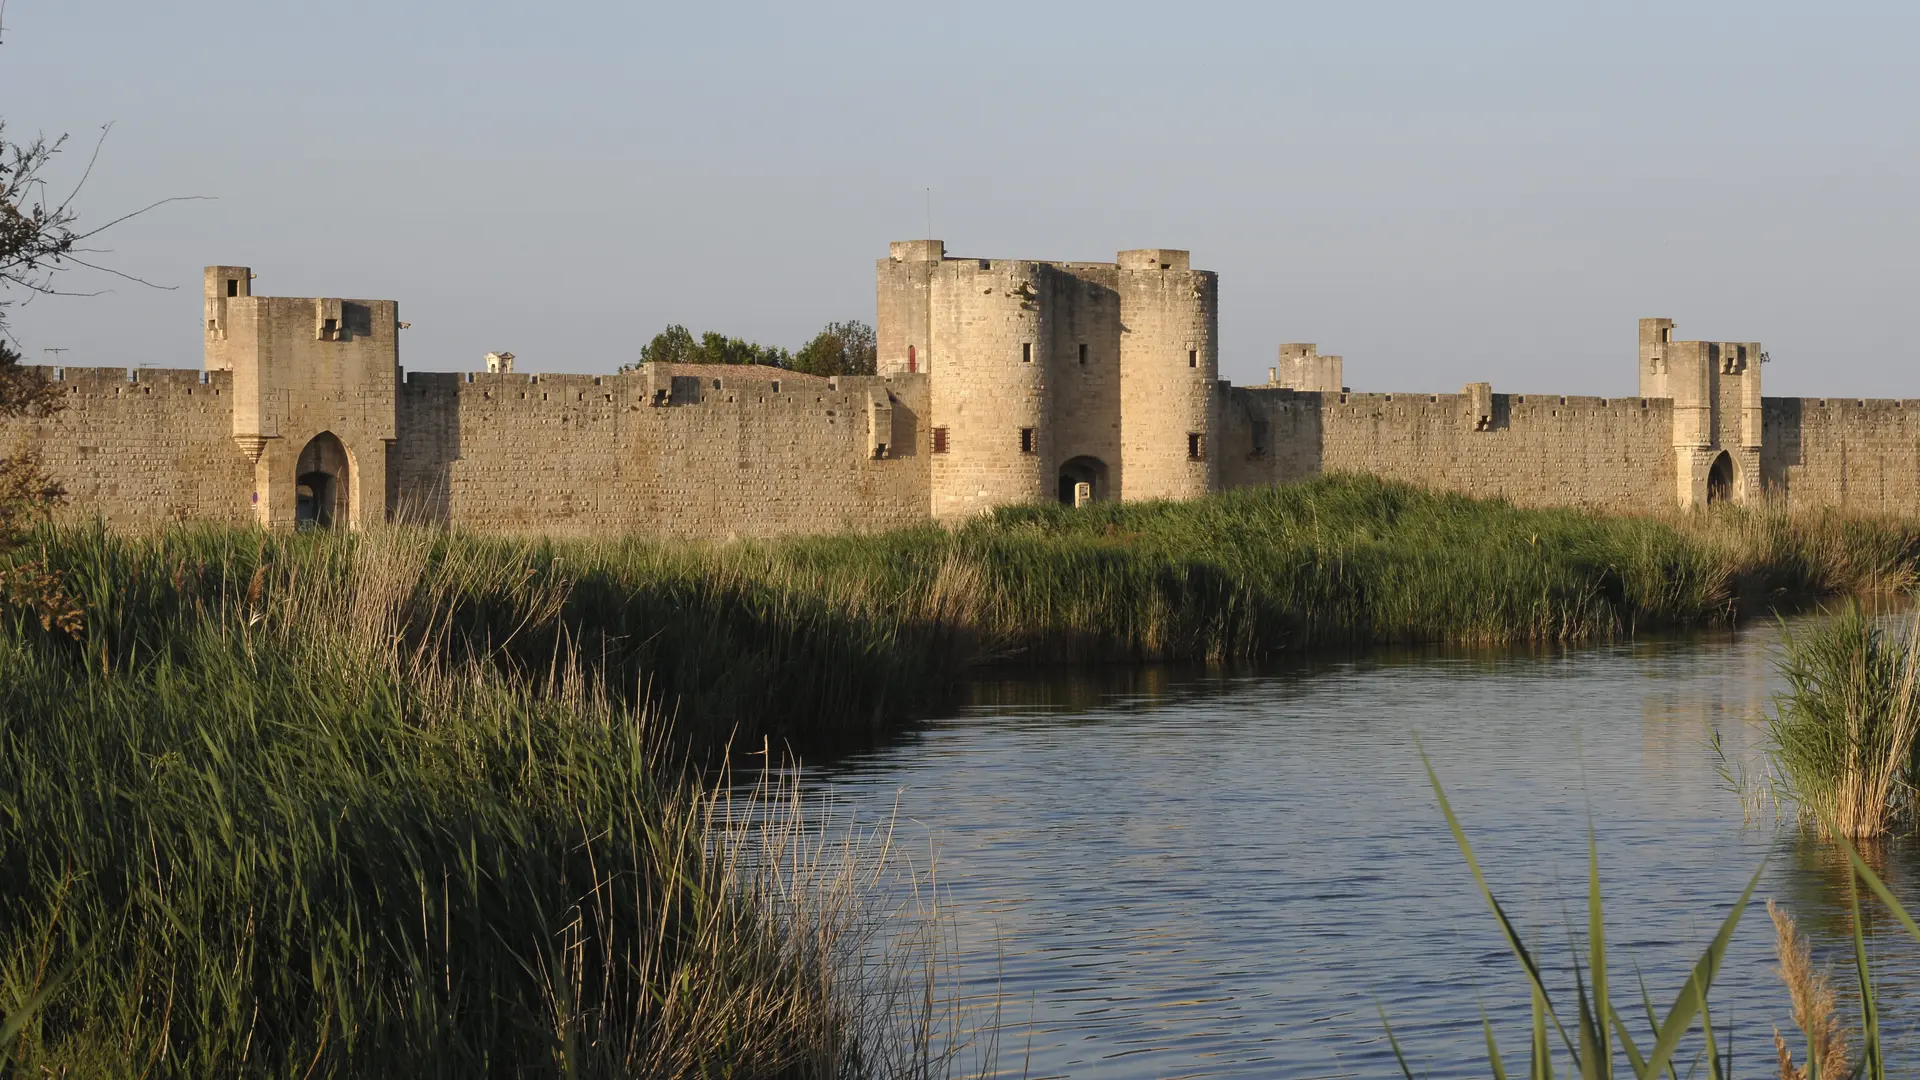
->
[1706, 450, 1734, 506]
[294, 432, 351, 529]
[1058, 456, 1109, 506]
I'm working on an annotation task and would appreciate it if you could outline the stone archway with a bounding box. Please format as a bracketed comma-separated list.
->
[1706, 450, 1735, 506]
[1058, 455, 1109, 506]
[294, 432, 351, 529]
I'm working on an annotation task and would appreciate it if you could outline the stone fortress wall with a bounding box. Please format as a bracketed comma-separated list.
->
[7, 240, 1920, 538]
[390, 365, 928, 538]
[4, 366, 254, 528]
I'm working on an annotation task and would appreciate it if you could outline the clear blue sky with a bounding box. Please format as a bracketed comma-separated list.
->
[4, 1, 1915, 396]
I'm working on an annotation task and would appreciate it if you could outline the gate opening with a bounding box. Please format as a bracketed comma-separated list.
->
[294, 432, 351, 529]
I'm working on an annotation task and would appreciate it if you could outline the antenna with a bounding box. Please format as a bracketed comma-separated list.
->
[41, 347, 68, 359]
[925, 187, 932, 240]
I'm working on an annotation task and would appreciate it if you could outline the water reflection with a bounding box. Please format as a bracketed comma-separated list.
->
[808, 620, 1920, 1079]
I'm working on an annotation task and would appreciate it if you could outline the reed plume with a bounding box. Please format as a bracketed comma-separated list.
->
[1771, 899, 1851, 1080]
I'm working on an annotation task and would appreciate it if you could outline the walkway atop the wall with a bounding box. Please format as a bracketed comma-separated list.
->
[640, 363, 832, 385]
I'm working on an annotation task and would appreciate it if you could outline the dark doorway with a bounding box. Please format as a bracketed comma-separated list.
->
[1706, 450, 1734, 506]
[1058, 455, 1109, 506]
[295, 432, 351, 529]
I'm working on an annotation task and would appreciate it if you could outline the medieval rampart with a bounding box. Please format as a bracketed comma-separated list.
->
[8, 245, 1920, 537]
[1763, 398, 1920, 514]
[1221, 388, 1681, 510]
[8, 366, 253, 527]
[392, 366, 929, 538]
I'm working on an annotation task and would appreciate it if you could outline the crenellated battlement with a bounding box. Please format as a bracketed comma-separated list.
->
[8, 243, 1920, 534]
[37, 365, 232, 395]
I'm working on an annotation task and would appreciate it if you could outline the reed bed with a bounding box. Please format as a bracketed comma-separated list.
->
[12, 475, 1915, 752]
[0, 537, 985, 1078]
[6, 475, 1919, 1074]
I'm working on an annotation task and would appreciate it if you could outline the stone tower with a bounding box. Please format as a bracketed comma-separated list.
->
[876, 241, 1218, 518]
[1639, 317, 1763, 507]
[203, 265, 400, 529]
[926, 254, 1055, 519]
[1115, 249, 1218, 502]
[1275, 343, 1343, 392]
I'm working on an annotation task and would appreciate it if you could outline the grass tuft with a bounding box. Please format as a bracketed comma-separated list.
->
[1764, 605, 1920, 838]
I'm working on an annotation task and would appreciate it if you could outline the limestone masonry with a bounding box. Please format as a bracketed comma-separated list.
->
[7, 243, 1918, 536]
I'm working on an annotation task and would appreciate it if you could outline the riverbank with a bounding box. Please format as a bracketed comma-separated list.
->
[5, 474, 1917, 1074]
[15, 475, 1919, 751]
[0, 549, 950, 1077]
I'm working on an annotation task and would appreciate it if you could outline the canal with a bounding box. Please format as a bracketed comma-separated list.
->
[807, 618, 1920, 1078]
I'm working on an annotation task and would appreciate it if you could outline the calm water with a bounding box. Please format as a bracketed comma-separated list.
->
[804, 620, 1920, 1079]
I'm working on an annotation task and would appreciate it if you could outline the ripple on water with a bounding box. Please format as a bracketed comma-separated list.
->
[807, 624, 1920, 1079]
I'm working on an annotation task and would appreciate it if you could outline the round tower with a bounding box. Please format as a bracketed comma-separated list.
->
[928, 258, 1054, 519]
[1115, 249, 1218, 501]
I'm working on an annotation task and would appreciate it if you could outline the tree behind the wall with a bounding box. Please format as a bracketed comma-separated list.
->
[791, 320, 876, 377]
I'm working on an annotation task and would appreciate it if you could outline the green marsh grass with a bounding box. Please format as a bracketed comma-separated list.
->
[0, 533, 990, 1078]
[7, 474, 1920, 1074]
[16, 475, 1918, 753]
[1765, 605, 1920, 839]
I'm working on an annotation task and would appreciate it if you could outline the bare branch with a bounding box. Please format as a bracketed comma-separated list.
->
[60, 254, 173, 290]
[67, 194, 215, 245]
[52, 122, 112, 218]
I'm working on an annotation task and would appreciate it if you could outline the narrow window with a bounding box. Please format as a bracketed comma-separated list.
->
[1021, 342, 1032, 363]
[908, 345, 917, 373]
[1188, 349, 1198, 368]
[1187, 432, 1205, 460]
[1020, 427, 1036, 454]
[322, 317, 338, 340]
[226, 279, 238, 297]
[932, 427, 950, 454]
[1078, 343, 1088, 365]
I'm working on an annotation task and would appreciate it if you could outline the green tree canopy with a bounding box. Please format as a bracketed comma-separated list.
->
[790, 320, 876, 377]
[621, 319, 876, 377]
[621, 324, 791, 372]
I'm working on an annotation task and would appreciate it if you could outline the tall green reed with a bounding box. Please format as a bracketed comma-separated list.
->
[1765, 605, 1920, 839]
[0, 539, 988, 1077]
[1407, 747, 1920, 1080]
[1390, 743, 1763, 1080]
[14, 475, 1910, 755]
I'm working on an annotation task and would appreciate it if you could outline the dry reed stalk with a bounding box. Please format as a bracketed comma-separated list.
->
[1770, 899, 1850, 1080]
[923, 550, 984, 630]
[1833, 614, 1920, 838]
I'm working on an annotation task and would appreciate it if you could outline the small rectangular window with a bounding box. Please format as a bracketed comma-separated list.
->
[1020, 427, 1036, 454]
[1078, 343, 1088, 365]
[322, 317, 338, 340]
[1187, 432, 1205, 460]
[1188, 349, 1198, 368]
[1022, 342, 1032, 363]
[227, 279, 238, 297]
[932, 427, 950, 454]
